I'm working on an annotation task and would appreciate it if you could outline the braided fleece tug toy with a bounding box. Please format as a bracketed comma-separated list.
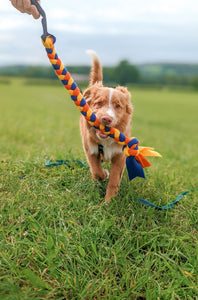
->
[31, 0, 161, 181]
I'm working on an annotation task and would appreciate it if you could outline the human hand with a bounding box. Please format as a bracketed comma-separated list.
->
[11, 0, 40, 19]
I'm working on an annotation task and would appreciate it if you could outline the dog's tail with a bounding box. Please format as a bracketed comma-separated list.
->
[86, 50, 103, 86]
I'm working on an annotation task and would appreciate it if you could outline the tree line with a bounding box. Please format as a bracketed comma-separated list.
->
[0, 61, 198, 89]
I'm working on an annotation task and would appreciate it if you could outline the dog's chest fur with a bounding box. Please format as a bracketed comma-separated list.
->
[88, 140, 122, 161]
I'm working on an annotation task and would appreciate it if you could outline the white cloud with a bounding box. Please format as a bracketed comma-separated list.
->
[0, 18, 25, 30]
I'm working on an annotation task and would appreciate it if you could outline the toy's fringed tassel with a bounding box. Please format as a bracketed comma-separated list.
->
[42, 35, 162, 181]
[123, 138, 161, 180]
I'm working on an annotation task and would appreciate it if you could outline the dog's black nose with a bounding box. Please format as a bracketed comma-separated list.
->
[101, 115, 113, 126]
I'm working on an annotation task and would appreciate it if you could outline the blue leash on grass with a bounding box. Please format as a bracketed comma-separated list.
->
[45, 160, 197, 210]
[138, 189, 197, 210]
[45, 159, 88, 168]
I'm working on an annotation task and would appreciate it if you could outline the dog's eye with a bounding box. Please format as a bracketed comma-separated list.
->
[97, 101, 103, 107]
[115, 104, 121, 109]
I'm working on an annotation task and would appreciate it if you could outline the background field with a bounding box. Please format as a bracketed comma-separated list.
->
[0, 78, 198, 299]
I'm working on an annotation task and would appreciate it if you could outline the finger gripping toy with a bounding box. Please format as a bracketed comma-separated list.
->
[30, 0, 161, 181]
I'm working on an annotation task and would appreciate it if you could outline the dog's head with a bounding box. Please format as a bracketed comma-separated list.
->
[83, 83, 133, 140]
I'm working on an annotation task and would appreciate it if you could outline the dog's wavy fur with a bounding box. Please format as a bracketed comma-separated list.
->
[80, 51, 133, 202]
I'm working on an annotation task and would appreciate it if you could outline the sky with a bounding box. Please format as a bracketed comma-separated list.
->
[0, 0, 198, 66]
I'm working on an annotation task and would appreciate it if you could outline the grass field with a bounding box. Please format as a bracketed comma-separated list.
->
[0, 77, 198, 299]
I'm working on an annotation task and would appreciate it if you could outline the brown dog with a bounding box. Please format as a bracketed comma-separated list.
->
[80, 51, 133, 202]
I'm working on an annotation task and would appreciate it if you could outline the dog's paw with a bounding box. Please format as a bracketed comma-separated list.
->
[104, 191, 115, 203]
[103, 169, 109, 180]
[91, 169, 109, 181]
[98, 169, 109, 180]
[104, 184, 119, 202]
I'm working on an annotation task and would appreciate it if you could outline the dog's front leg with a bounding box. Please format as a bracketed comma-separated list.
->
[105, 153, 126, 202]
[86, 152, 109, 181]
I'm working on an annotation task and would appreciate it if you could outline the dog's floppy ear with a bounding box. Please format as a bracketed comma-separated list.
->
[83, 83, 103, 104]
[126, 101, 133, 115]
[115, 86, 133, 114]
[83, 87, 92, 104]
[115, 86, 130, 98]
